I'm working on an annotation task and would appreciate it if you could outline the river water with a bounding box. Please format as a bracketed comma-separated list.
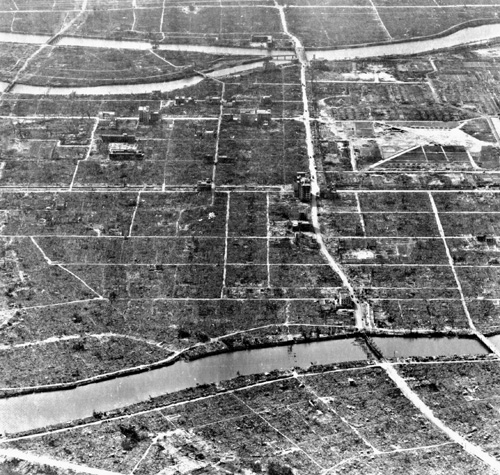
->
[2, 23, 500, 96]
[1, 22, 500, 60]
[0, 336, 488, 434]
[373, 336, 488, 358]
[308, 23, 500, 61]
[10, 60, 268, 96]
[0, 32, 279, 56]
[489, 334, 500, 351]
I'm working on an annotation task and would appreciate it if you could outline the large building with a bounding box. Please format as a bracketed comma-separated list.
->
[108, 143, 144, 160]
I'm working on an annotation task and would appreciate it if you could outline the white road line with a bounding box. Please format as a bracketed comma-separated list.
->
[0, 448, 124, 475]
[29, 236, 53, 264]
[128, 189, 143, 237]
[57, 264, 105, 299]
[367, 0, 393, 40]
[159, 0, 166, 33]
[354, 192, 366, 237]
[466, 150, 481, 170]
[212, 82, 225, 202]
[428, 192, 475, 330]
[68, 161, 81, 191]
[220, 192, 230, 298]
[368, 144, 422, 169]
[130, 440, 154, 474]
[266, 193, 271, 287]
[30, 236, 105, 300]
[131, 0, 137, 31]
[149, 49, 178, 68]
[20, 298, 104, 311]
[0, 332, 168, 351]
[84, 117, 99, 161]
[275, 0, 360, 327]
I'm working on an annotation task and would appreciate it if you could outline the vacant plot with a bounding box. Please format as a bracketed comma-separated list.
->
[0, 192, 137, 236]
[217, 121, 307, 186]
[363, 213, 439, 238]
[74, 161, 168, 187]
[6, 363, 493, 473]
[372, 299, 469, 329]
[457, 267, 500, 299]
[0, 238, 97, 308]
[285, 8, 389, 48]
[378, 7, 500, 40]
[433, 192, 500, 212]
[0, 44, 40, 83]
[0, 161, 77, 187]
[345, 264, 457, 289]
[400, 361, 500, 457]
[439, 213, 500, 236]
[35, 236, 225, 265]
[6, 11, 78, 35]
[447, 238, 500, 266]
[19, 46, 183, 87]
[337, 238, 448, 265]
[131, 192, 227, 236]
[68, 5, 283, 46]
[0, 336, 172, 387]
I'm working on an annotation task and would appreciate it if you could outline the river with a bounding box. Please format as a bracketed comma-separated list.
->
[1, 22, 500, 61]
[10, 60, 269, 96]
[308, 23, 500, 61]
[0, 335, 489, 434]
[489, 334, 500, 352]
[2, 22, 500, 96]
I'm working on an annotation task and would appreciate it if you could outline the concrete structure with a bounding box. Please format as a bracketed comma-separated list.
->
[294, 172, 311, 202]
[109, 143, 144, 160]
[218, 155, 235, 163]
[261, 95, 273, 107]
[292, 220, 313, 233]
[139, 106, 151, 125]
[139, 106, 160, 124]
[336, 290, 354, 309]
[197, 178, 212, 191]
[251, 35, 273, 48]
[257, 109, 271, 125]
[240, 108, 258, 126]
[98, 111, 116, 122]
[101, 133, 136, 144]
[207, 96, 221, 105]
[238, 108, 272, 126]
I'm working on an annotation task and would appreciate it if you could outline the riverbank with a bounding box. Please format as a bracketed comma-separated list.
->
[0, 327, 483, 399]
[1, 21, 500, 96]
[0, 328, 493, 435]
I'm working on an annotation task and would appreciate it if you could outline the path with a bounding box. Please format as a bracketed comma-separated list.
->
[381, 362, 500, 473]
[275, 0, 364, 329]
[0, 448, 124, 475]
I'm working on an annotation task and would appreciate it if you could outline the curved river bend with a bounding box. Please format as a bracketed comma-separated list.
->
[2, 23, 500, 95]
[0, 336, 489, 435]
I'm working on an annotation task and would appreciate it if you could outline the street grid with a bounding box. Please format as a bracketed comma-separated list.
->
[2, 0, 500, 473]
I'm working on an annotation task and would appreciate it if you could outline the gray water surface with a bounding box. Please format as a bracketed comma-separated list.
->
[10, 61, 268, 96]
[373, 336, 489, 358]
[0, 335, 490, 435]
[489, 334, 500, 352]
[0, 338, 367, 434]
